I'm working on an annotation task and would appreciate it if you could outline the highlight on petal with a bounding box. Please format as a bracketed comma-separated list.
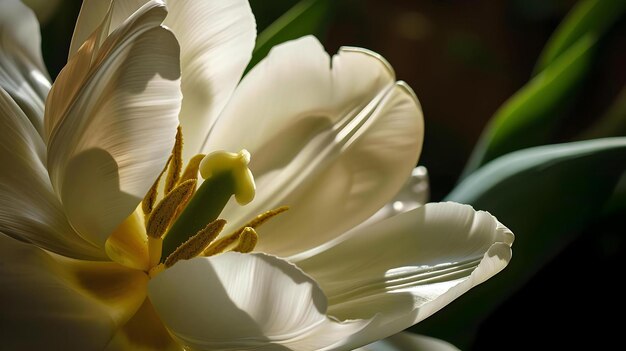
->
[46, 2, 182, 248]
[0, 0, 51, 135]
[69, 0, 148, 59]
[208, 36, 424, 257]
[293, 202, 513, 347]
[0, 232, 148, 349]
[353, 166, 430, 231]
[357, 332, 460, 351]
[164, 0, 257, 161]
[148, 253, 370, 350]
[0, 87, 104, 259]
[70, 0, 257, 162]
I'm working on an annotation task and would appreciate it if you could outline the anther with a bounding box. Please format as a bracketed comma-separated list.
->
[232, 227, 258, 253]
[142, 155, 171, 216]
[179, 153, 205, 184]
[146, 179, 196, 239]
[165, 126, 183, 194]
[164, 219, 226, 267]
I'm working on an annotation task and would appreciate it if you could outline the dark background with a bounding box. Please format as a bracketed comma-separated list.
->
[34, 0, 625, 349]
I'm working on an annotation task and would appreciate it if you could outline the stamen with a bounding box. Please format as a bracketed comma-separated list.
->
[244, 206, 288, 230]
[146, 179, 196, 239]
[164, 219, 226, 267]
[232, 227, 258, 253]
[161, 150, 256, 261]
[223, 206, 288, 240]
[165, 126, 183, 194]
[202, 230, 242, 257]
[179, 153, 206, 184]
[142, 155, 171, 216]
[201, 206, 288, 257]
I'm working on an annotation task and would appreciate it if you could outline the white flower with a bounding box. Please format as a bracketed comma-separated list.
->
[0, 0, 513, 350]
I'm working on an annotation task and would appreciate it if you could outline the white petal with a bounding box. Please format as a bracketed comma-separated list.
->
[46, 2, 182, 247]
[164, 0, 257, 161]
[0, 87, 104, 259]
[70, 0, 257, 161]
[68, 0, 148, 59]
[0, 232, 148, 349]
[353, 166, 430, 231]
[357, 332, 460, 351]
[148, 253, 369, 350]
[208, 37, 424, 257]
[293, 202, 513, 346]
[0, 0, 51, 135]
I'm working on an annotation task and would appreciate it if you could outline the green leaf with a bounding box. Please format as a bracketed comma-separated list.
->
[535, 0, 626, 73]
[461, 0, 626, 178]
[247, 0, 333, 72]
[413, 138, 626, 348]
[461, 34, 595, 177]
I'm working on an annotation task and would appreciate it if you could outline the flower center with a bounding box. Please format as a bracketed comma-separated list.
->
[104, 127, 286, 277]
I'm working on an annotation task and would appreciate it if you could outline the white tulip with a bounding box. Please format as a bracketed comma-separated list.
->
[0, 0, 513, 349]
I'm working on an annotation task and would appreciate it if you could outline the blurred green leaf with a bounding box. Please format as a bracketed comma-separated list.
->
[246, 0, 333, 72]
[414, 138, 626, 348]
[461, 34, 595, 177]
[577, 86, 626, 216]
[461, 0, 625, 178]
[535, 0, 626, 73]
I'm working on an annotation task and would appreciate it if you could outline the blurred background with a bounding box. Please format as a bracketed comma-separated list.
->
[30, 0, 625, 349]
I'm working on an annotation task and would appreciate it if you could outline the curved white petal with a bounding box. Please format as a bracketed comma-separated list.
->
[208, 36, 424, 257]
[47, 2, 182, 248]
[353, 166, 430, 231]
[69, 0, 149, 59]
[163, 0, 257, 161]
[0, 87, 104, 259]
[148, 253, 369, 351]
[0, 0, 51, 135]
[293, 202, 513, 347]
[357, 332, 460, 351]
[70, 0, 257, 161]
[0, 232, 148, 349]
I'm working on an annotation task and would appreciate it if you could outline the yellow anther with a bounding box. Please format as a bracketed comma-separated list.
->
[165, 126, 183, 194]
[244, 206, 288, 229]
[232, 227, 258, 253]
[179, 153, 206, 184]
[225, 206, 289, 239]
[146, 179, 196, 239]
[164, 219, 226, 267]
[202, 230, 242, 257]
[142, 155, 171, 216]
[199, 150, 256, 205]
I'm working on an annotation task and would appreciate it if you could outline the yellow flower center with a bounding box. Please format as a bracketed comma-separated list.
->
[104, 127, 286, 277]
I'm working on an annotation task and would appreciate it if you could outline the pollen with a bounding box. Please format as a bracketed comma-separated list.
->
[164, 219, 226, 267]
[146, 179, 196, 239]
[179, 153, 205, 183]
[142, 155, 170, 216]
[165, 126, 183, 193]
[232, 227, 258, 253]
